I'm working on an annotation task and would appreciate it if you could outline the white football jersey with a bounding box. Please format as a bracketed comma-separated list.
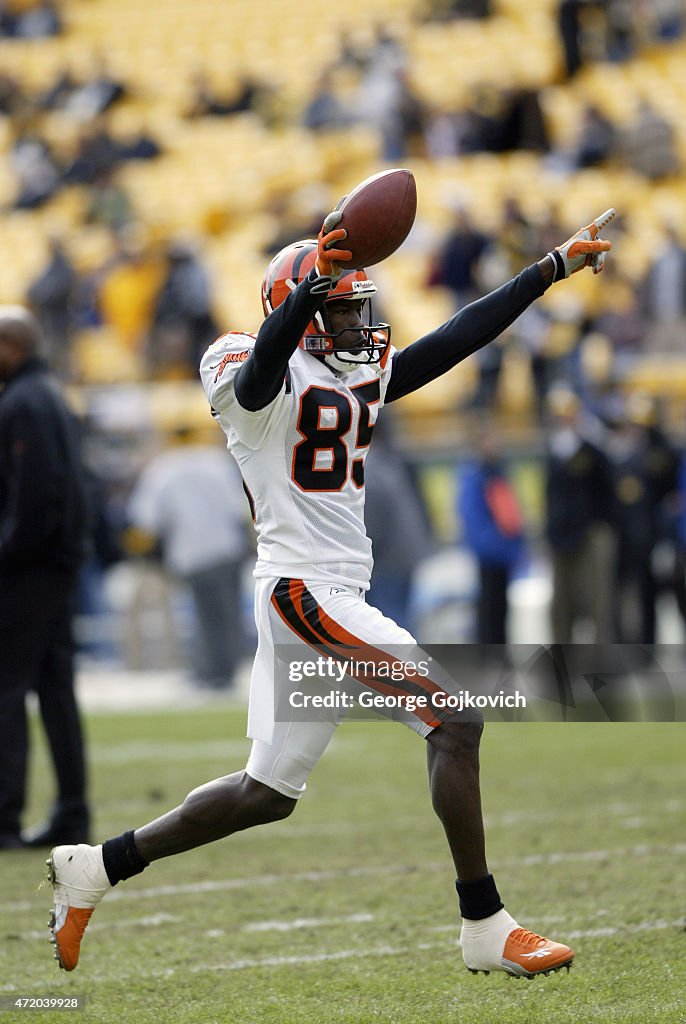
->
[200, 332, 395, 588]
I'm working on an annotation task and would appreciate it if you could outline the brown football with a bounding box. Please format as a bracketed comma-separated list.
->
[336, 168, 417, 269]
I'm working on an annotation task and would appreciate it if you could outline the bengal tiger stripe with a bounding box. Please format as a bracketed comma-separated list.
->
[271, 578, 454, 728]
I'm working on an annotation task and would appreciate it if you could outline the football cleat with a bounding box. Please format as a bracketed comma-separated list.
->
[461, 908, 574, 979]
[45, 844, 111, 971]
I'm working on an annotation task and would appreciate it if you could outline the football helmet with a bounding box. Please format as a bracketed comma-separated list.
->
[261, 240, 390, 372]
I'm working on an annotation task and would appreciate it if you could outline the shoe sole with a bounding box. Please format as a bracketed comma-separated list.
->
[45, 854, 67, 971]
[467, 959, 574, 980]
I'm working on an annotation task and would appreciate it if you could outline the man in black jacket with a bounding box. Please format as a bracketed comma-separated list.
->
[0, 306, 90, 849]
[544, 385, 614, 643]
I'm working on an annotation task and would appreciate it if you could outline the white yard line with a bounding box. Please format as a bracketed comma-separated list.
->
[188, 943, 426, 974]
[243, 913, 374, 933]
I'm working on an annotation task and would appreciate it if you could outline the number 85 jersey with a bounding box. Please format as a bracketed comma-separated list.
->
[200, 331, 395, 589]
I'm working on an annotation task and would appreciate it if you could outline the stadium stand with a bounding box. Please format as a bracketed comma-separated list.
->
[0, 0, 685, 436]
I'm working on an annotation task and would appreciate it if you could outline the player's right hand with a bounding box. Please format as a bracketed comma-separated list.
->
[548, 208, 616, 281]
[316, 210, 353, 280]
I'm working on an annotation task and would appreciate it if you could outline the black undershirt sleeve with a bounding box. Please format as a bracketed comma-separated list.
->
[385, 263, 548, 403]
[234, 269, 330, 411]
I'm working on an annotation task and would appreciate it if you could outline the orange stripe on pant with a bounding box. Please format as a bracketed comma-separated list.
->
[271, 578, 452, 729]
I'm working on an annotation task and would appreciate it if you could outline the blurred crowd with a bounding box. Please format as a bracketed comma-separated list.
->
[456, 389, 686, 648]
[555, 0, 685, 78]
[427, 201, 686, 414]
[2, 0, 686, 678]
[0, 1, 681, 390]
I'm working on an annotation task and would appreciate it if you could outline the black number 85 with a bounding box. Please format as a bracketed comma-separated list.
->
[292, 381, 380, 492]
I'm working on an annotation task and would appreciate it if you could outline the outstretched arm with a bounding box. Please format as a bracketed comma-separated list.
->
[386, 210, 615, 403]
[387, 262, 549, 403]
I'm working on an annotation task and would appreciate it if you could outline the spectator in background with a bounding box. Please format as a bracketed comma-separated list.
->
[573, 102, 616, 168]
[26, 236, 78, 378]
[302, 70, 355, 133]
[503, 88, 550, 154]
[652, 0, 684, 40]
[116, 124, 161, 163]
[149, 239, 219, 377]
[382, 68, 427, 160]
[0, 306, 90, 849]
[364, 422, 434, 633]
[496, 197, 540, 277]
[0, 71, 26, 116]
[607, 394, 679, 643]
[428, 206, 498, 408]
[83, 168, 134, 231]
[557, 0, 586, 78]
[76, 463, 124, 663]
[620, 100, 680, 180]
[186, 70, 266, 120]
[353, 28, 424, 160]
[37, 66, 78, 112]
[640, 223, 686, 352]
[125, 428, 251, 689]
[335, 29, 370, 72]
[63, 57, 125, 120]
[456, 85, 549, 155]
[589, 259, 645, 355]
[0, 1, 17, 36]
[544, 385, 614, 643]
[62, 120, 121, 186]
[428, 205, 491, 309]
[604, 0, 636, 62]
[673, 452, 686, 631]
[186, 71, 233, 118]
[458, 424, 525, 644]
[14, 0, 62, 38]
[534, 204, 568, 257]
[423, 0, 492, 19]
[97, 235, 163, 357]
[10, 124, 61, 209]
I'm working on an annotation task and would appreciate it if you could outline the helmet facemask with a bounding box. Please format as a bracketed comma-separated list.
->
[302, 293, 390, 374]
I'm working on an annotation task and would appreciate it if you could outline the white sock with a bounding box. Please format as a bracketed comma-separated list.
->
[460, 908, 519, 971]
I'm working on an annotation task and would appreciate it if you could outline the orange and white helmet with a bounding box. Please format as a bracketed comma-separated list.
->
[261, 240, 390, 371]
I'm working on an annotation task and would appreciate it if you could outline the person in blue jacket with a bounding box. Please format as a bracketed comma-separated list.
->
[458, 424, 525, 644]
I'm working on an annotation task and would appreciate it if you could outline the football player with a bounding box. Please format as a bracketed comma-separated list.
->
[46, 207, 614, 979]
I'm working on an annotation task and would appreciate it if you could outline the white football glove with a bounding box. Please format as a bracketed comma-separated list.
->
[548, 208, 615, 281]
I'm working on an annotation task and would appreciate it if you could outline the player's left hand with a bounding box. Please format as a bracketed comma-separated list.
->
[316, 210, 353, 281]
[548, 208, 616, 281]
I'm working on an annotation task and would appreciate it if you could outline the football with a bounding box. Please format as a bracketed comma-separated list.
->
[336, 168, 417, 269]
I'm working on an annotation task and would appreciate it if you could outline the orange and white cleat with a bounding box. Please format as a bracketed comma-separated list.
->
[45, 844, 111, 971]
[461, 908, 574, 979]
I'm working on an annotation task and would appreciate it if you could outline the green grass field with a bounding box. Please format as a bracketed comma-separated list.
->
[0, 708, 684, 1023]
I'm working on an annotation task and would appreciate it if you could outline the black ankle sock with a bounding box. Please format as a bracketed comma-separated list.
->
[102, 830, 149, 886]
[455, 874, 504, 920]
